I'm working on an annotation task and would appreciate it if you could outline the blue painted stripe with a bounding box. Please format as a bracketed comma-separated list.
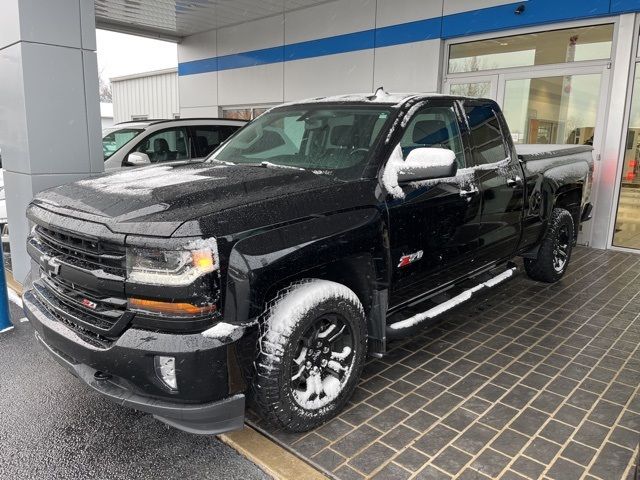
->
[375, 17, 442, 48]
[442, 0, 610, 39]
[611, 0, 640, 13]
[285, 29, 375, 61]
[178, 0, 640, 76]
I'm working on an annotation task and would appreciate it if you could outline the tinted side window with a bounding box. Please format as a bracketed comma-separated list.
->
[400, 105, 466, 168]
[131, 127, 189, 164]
[193, 126, 240, 157]
[465, 104, 508, 165]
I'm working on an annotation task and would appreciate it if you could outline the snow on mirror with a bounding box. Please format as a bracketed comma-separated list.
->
[383, 145, 457, 197]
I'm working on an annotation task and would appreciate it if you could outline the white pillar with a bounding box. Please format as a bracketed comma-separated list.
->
[0, 0, 103, 284]
[590, 13, 636, 249]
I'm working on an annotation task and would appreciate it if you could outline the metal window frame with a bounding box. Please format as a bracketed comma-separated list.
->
[442, 17, 619, 86]
[607, 14, 640, 253]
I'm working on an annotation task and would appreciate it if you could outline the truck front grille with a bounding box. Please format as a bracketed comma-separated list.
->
[35, 225, 125, 276]
[28, 224, 131, 344]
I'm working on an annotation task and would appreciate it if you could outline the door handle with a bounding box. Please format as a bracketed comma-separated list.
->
[459, 185, 479, 197]
[506, 176, 522, 187]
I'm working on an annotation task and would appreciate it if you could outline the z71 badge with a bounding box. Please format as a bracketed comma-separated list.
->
[398, 250, 424, 268]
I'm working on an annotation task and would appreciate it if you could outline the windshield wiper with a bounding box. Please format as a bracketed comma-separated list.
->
[208, 158, 236, 166]
[259, 161, 305, 171]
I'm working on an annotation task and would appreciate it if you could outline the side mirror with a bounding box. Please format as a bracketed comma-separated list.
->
[126, 152, 150, 166]
[397, 148, 457, 183]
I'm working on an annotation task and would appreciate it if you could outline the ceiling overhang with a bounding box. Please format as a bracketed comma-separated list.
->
[95, 0, 336, 41]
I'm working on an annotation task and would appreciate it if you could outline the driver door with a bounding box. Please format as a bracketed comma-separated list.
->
[387, 100, 482, 307]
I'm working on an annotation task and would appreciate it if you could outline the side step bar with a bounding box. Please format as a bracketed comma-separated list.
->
[386, 265, 516, 339]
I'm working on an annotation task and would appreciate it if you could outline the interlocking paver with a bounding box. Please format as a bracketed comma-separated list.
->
[249, 249, 640, 479]
[561, 441, 597, 466]
[588, 442, 635, 480]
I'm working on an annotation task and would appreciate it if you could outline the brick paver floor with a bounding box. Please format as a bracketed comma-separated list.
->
[248, 247, 640, 479]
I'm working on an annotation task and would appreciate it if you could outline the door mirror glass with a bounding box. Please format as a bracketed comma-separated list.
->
[126, 152, 150, 166]
[397, 148, 457, 183]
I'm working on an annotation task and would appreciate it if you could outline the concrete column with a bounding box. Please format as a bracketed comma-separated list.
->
[0, 0, 103, 283]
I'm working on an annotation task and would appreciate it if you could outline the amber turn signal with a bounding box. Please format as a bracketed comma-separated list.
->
[128, 297, 217, 316]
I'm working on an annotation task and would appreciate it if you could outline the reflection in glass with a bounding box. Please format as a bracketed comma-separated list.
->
[449, 82, 491, 98]
[502, 74, 601, 146]
[449, 24, 613, 73]
[613, 67, 640, 250]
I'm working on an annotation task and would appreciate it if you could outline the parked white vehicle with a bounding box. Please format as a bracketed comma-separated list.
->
[102, 118, 246, 170]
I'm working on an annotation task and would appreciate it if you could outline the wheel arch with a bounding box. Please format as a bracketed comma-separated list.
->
[222, 209, 389, 338]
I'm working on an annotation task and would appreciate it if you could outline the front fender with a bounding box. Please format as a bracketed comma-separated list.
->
[222, 208, 388, 326]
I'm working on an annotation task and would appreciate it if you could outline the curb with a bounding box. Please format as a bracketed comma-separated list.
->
[220, 426, 327, 480]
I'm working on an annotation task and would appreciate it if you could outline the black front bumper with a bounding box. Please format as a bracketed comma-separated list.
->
[23, 289, 246, 435]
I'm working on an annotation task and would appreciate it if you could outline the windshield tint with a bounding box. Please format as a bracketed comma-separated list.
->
[102, 127, 144, 160]
[211, 106, 392, 179]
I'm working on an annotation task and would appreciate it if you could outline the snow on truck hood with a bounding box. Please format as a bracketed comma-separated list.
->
[31, 161, 347, 237]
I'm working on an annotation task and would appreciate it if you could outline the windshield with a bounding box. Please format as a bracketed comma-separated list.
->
[102, 127, 144, 160]
[211, 106, 392, 180]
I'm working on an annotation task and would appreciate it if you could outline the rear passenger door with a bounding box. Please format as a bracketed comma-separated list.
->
[387, 100, 483, 306]
[191, 125, 239, 158]
[462, 100, 525, 264]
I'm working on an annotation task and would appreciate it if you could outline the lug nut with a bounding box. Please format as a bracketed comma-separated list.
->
[305, 361, 312, 368]
[316, 341, 322, 348]
[321, 359, 328, 367]
[322, 346, 329, 353]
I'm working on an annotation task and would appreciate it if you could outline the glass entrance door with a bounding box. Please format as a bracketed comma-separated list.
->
[612, 65, 640, 250]
[445, 66, 608, 244]
[500, 71, 604, 146]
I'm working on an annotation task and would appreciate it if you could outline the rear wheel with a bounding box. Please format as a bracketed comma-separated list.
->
[254, 279, 367, 432]
[524, 208, 574, 283]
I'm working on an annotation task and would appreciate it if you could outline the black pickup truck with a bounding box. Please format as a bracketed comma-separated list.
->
[23, 91, 594, 434]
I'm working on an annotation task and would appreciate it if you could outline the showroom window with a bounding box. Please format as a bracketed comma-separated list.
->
[223, 106, 270, 121]
[448, 24, 614, 74]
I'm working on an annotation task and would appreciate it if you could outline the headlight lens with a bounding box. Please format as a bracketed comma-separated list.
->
[126, 241, 217, 286]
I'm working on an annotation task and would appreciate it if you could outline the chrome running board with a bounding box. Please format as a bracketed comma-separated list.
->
[386, 265, 516, 339]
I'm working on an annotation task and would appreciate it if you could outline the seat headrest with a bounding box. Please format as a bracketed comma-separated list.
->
[330, 125, 353, 147]
[412, 120, 449, 145]
[154, 138, 170, 152]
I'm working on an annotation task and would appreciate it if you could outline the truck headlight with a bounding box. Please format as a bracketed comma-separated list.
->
[126, 242, 217, 286]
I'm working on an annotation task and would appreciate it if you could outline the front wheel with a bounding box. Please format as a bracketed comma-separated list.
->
[254, 279, 367, 432]
[524, 208, 574, 283]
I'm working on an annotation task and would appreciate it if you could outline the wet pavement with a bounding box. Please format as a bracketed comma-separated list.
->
[249, 247, 640, 480]
[0, 302, 268, 480]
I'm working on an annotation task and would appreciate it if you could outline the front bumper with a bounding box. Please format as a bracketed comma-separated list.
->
[23, 289, 246, 435]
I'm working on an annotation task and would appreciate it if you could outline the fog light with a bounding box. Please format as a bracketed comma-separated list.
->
[155, 356, 177, 390]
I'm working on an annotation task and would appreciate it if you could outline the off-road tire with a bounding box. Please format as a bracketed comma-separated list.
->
[253, 279, 367, 432]
[524, 208, 574, 283]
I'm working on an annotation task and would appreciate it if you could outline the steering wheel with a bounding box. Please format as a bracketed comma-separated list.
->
[349, 148, 369, 157]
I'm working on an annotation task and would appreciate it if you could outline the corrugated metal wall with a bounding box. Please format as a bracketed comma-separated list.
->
[111, 68, 179, 123]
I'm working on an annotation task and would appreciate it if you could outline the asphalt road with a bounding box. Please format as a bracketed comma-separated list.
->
[0, 300, 269, 480]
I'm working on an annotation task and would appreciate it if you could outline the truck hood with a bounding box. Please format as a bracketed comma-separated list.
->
[31, 162, 373, 237]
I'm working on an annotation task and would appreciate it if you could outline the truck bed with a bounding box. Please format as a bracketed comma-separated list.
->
[516, 144, 593, 162]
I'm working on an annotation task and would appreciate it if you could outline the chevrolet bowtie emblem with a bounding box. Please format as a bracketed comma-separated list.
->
[42, 255, 61, 276]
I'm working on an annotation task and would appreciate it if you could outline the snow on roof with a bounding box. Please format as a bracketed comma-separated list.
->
[275, 90, 446, 110]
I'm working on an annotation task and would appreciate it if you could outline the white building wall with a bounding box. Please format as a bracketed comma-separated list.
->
[176, 0, 456, 116]
[111, 68, 179, 123]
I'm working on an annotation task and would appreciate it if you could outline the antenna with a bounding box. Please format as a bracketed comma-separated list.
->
[368, 86, 387, 101]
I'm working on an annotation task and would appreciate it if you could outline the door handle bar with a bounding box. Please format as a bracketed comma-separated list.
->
[506, 176, 522, 187]
[459, 185, 479, 197]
